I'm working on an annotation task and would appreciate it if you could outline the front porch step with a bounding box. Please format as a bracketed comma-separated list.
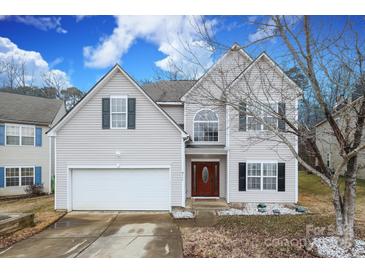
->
[186, 198, 229, 210]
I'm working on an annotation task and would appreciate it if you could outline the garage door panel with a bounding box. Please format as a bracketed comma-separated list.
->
[72, 168, 170, 210]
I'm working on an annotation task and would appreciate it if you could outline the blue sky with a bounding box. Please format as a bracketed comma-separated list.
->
[0, 15, 362, 92]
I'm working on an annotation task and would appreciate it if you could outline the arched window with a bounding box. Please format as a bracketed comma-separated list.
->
[193, 109, 218, 142]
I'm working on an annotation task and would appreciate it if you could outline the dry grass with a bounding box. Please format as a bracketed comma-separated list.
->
[0, 195, 65, 249]
[181, 172, 365, 257]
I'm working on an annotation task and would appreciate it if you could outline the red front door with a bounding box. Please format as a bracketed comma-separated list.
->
[192, 162, 219, 197]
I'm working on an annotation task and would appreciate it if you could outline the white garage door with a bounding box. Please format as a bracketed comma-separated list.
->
[71, 168, 170, 210]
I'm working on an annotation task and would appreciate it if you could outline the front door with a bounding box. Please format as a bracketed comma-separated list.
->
[192, 162, 219, 197]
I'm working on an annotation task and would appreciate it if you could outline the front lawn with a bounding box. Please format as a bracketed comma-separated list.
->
[0, 195, 65, 249]
[181, 171, 365, 257]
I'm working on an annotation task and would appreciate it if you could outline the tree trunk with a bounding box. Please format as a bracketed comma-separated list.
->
[332, 157, 357, 250]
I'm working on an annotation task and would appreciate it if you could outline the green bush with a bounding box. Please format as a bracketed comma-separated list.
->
[51, 176, 55, 194]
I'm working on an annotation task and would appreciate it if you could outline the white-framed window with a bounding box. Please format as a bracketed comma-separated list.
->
[247, 163, 261, 190]
[5, 167, 34, 187]
[110, 96, 127, 129]
[247, 162, 277, 191]
[193, 109, 219, 142]
[5, 124, 35, 146]
[247, 103, 278, 131]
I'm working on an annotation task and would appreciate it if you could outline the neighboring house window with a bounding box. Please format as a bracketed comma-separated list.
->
[5, 125, 35, 146]
[247, 103, 278, 131]
[5, 167, 34, 187]
[326, 153, 331, 168]
[110, 97, 127, 129]
[193, 109, 218, 142]
[247, 162, 277, 191]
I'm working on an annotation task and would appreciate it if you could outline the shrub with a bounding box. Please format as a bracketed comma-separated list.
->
[25, 184, 45, 196]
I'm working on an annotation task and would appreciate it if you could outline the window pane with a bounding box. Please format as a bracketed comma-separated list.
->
[248, 163, 261, 176]
[22, 127, 34, 137]
[112, 113, 122, 128]
[247, 177, 261, 190]
[21, 167, 34, 177]
[6, 168, 19, 177]
[6, 125, 20, 145]
[22, 136, 34, 146]
[6, 125, 19, 136]
[263, 163, 277, 176]
[111, 98, 126, 113]
[263, 116, 277, 130]
[6, 136, 20, 145]
[6, 168, 19, 187]
[6, 177, 19, 186]
[194, 122, 218, 142]
[247, 117, 262, 130]
[263, 177, 276, 190]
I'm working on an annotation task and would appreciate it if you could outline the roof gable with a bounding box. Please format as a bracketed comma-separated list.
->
[48, 64, 188, 137]
[181, 43, 253, 101]
[229, 52, 302, 93]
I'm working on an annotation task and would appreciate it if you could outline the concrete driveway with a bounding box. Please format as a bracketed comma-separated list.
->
[0, 212, 182, 258]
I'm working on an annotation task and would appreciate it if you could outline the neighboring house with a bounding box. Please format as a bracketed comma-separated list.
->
[0, 92, 66, 196]
[315, 97, 365, 179]
[48, 44, 299, 211]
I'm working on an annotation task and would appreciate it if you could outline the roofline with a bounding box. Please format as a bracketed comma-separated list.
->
[227, 52, 303, 92]
[314, 95, 364, 128]
[47, 64, 188, 137]
[180, 44, 253, 102]
[0, 118, 50, 127]
[156, 101, 183, 105]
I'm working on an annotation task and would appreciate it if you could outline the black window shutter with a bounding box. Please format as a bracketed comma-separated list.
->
[102, 98, 110, 129]
[238, 162, 246, 191]
[128, 98, 136, 129]
[239, 102, 247, 131]
[278, 102, 286, 131]
[278, 163, 285, 191]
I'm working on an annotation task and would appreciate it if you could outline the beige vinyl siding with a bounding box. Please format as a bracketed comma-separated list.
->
[315, 111, 365, 179]
[227, 56, 298, 203]
[185, 154, 226, 198]
[161, 105, 184, 125]
[55, 70, 183, 209]
[0, 124, 51, 195]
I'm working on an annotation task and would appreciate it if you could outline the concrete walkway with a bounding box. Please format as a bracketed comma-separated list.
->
[0, 212, 182, 258]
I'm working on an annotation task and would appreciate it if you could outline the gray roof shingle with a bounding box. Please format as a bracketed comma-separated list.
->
[0, 92, 64, 126]
[143, 80, 196, 102]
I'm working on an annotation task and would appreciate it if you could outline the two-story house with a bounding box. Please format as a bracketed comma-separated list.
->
[0, 92, 66, 196]
[48, 44, 299, 211]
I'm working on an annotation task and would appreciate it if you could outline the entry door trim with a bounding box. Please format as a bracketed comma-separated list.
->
[191, 161, 220, 197]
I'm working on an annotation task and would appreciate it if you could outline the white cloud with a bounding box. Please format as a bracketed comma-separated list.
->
[0, 16, 67, 34]
[248, 16, 302, 43]
[0, 36, 71, 87]
[83, 16, 217, 77]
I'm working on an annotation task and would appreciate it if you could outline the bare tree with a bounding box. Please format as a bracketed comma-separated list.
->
[42, 70, 68, 99]
[169, 15, 364, 249]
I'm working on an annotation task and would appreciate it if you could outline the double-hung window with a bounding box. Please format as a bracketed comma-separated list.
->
[110, 97, 127, 129]
[5, 125, 35, 146]
[5, 167, 34, 187]
[246, 103, 278, 131]
[247, 162, 277, 191]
